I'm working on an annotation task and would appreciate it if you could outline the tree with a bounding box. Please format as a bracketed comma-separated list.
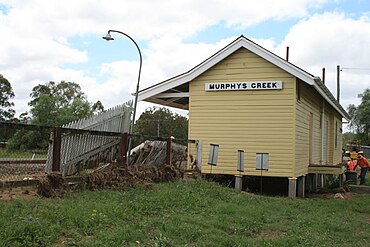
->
[347, 88, 370, 145]
[92, 100, 104, 114]
[0, 74, 15, 121]
[342, 131, 357, 148]
[133, 107, 188, 145]
[29, 81, 102, 126]
[8, 81, 104, 150]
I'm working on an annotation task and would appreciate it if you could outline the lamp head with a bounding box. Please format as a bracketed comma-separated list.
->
[102, 33, 114, 41]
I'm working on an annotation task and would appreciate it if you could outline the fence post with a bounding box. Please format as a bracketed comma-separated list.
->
[120, 132, 129, 164]
[166, 137, 172, 165]
[52, 127, 62, 172]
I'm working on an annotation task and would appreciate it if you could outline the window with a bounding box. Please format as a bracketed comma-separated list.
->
[256, 153, 269, 170]
[208, 144, 219, 166]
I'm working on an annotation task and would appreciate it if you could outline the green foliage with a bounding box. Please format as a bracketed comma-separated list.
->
[0, 148, 47, 158]
[7, 81, 104, 150]
[328, 175, 340, 189]
[0, 74, 16, 142]
[92, 100, 104, 114]
[0, 180, 370, 246]
[348, 88, 370, 145]
[0, 74, 15, 121]
[28, 81, 99, 126]
[342, 131, 357, 148]
[133, 107, 188, 144]
[29, 81, 85, 109]
[6, 129, 50, 151]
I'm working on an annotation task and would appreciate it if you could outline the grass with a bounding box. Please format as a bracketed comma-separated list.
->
[0, 148, 47, 159]
[0, 179, 370, 246]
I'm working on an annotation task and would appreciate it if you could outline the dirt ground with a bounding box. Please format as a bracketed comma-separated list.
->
[0, 186, 37, 201]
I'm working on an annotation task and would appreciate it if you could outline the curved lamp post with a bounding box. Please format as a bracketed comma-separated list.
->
[103, 30, 142, 164]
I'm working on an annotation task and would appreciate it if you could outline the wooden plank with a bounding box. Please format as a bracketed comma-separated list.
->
[308, 165, 344, 175]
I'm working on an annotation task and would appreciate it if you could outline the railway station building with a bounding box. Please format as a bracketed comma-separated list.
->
[138, 35, 350, 198]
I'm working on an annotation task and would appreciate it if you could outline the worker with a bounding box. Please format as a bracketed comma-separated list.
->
[357, 152, 370, 185]
[347, 158, 355, 171]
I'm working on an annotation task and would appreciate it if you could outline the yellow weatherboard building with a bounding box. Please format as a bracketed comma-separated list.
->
[138, 36, 350, 198]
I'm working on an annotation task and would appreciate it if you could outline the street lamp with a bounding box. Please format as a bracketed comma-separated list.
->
[103, 30, 142, 164]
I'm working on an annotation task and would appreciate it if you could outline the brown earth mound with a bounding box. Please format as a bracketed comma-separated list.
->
[36, 163, 184, 197]
[85, 163, 184, 190]
[37, 172, 68, 197]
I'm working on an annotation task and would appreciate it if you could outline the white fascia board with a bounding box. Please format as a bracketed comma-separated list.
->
[155, 92, 189, 98]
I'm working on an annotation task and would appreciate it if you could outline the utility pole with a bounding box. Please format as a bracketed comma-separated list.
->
[337, 65, 340, 103]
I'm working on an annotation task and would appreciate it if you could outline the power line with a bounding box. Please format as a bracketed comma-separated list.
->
[341, 67, 370, 70]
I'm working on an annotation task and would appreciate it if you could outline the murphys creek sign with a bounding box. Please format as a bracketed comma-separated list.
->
[205, 81, 283, 91]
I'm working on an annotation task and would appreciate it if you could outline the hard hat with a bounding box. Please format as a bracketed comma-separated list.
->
[358, 151, 364, 154]
[345, 151, 350, 154]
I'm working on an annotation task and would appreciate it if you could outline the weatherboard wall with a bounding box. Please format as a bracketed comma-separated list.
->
[188, 48, 296, 177]
[294, 81, 323, 177]
[294, 80, 343, 177]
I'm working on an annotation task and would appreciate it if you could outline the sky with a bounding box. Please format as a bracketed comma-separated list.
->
[1, 0, 370, 127]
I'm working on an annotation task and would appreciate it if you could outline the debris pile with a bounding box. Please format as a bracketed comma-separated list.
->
[37, 172, 68, 197]
[36, 163, 185, 197]
[129, 140, 187, 167]
[85, 163, 184, 190]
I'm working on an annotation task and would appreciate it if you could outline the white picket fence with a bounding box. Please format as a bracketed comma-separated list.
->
[46, 101, 133, 176]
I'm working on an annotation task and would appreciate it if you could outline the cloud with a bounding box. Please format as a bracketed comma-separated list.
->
[274, 12, 370, 110]
[4, 0, 367, 122]
[0, 0, 327, 39]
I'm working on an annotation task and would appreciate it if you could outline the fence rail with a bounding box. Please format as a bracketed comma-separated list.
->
[46, 102, 132, 176]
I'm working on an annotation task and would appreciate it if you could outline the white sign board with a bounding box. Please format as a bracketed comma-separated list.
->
[205, 81, 283, 91]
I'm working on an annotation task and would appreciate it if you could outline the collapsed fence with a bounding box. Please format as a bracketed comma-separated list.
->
[0, 121, 201, 190]
[46, 102, 133, 176]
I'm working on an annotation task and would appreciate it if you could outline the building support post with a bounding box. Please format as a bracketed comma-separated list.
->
[235, 175, 243, 191]
[288, 177, 297, 198]
[297, 176, 306, 198]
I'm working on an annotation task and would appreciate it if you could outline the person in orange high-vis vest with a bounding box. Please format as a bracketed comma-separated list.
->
[357, 153, 370, 185]
[347, 158, 355, 171]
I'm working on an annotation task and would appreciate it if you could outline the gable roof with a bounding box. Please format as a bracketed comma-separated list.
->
[138, 35, 350, 120]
